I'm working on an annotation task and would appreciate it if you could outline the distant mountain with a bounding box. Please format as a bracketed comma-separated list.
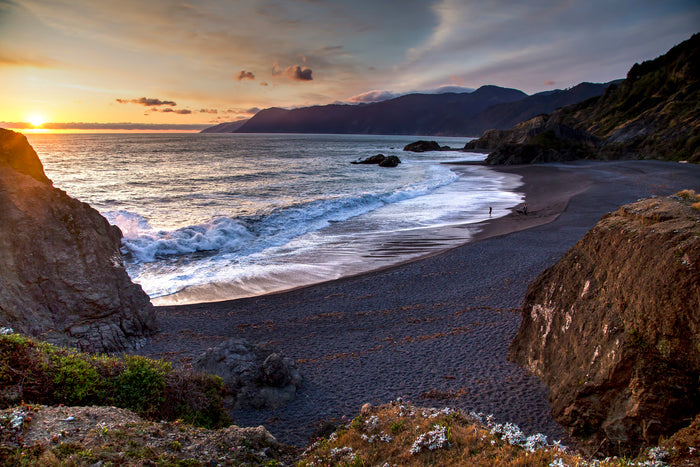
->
[202, 83, 613, 136]
[200, 119, 249, 133]
[468, 33, 700, 164]
[235, 85, 526, 136]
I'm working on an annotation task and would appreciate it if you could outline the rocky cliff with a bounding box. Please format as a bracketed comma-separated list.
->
[0, 128, 156, 352]
[508, 195, 700, 456]
[468, 33, 700, 164]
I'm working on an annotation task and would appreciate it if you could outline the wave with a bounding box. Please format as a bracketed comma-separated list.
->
[106, 166, 458, 264]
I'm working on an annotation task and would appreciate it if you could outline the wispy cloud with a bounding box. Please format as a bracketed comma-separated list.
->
[0, 51, 58, 68]
[116, 97, 177, 106]
[159, 108, 192, 114]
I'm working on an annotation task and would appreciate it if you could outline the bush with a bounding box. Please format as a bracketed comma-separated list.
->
[0, 333, 230, 428]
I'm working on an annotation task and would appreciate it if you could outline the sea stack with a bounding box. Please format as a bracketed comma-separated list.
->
[0, 129, 156, 352]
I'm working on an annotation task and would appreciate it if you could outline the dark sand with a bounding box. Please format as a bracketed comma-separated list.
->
[137, 160, 700, 446]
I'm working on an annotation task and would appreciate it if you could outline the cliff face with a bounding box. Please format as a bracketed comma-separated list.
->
[468, 33, 700, 164]
[0, 129, 156, 352]
[508, 196, 700, 455]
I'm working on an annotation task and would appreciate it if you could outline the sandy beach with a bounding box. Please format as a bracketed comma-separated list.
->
[137, 159, 700, 446]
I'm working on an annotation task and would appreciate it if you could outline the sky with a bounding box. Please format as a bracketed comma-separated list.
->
[1, 0, 698, 131]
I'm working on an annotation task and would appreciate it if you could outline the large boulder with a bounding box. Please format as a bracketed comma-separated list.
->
[195, 338, 302, 409]
[508, 195, 700, 456]
[0, 129, 156, 352]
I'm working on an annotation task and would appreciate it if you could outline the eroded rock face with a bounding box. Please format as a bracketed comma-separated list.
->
[508, 196, 700, 456]
[195, 338, 302, 410]
[0, 129, 156, 352]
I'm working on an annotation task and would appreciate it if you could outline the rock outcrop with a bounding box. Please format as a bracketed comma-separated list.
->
[0, 129, 155, 352]
[195, 338, 302, 410]
[464, 114, 599, 164]
[351, 154, 402, 167]
[403, 140, 451, 152]
[508, 196, 700, 456]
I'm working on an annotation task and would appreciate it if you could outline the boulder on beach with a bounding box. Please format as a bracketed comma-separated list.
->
[195, 338, 302, 410]
[403, 140, 450, 152]
[0, 128, 156, 353]
[508, 195, 700, 456]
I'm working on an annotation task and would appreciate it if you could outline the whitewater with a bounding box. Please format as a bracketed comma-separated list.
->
[27, 133, 523, 304]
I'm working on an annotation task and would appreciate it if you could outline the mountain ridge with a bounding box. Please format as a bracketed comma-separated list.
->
[202, 83, 613, 136]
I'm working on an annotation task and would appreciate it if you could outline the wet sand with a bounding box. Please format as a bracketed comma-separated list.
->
[137, 159, 700, 446]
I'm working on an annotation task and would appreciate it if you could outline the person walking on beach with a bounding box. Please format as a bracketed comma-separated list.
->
[523, 203, 528, 215]
[489, 206, 492, 217]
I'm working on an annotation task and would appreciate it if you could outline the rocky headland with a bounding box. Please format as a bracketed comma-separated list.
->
[509, 194, 700, 456]
[0, 128, 155, 352]
[466, 33, 700, 164]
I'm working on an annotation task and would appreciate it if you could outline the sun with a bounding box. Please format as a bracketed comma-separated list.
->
[27, 114, 46, 128]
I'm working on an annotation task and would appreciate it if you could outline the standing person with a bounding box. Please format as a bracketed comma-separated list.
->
[489, 206, 492, 217]
[523, 203, 528, 215]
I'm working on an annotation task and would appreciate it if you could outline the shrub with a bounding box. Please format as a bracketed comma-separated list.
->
[0, 333, 230, 428]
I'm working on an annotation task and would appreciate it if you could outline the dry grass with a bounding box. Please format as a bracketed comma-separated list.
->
[674, 189, 700, 210]
[297, 400, 656, 467]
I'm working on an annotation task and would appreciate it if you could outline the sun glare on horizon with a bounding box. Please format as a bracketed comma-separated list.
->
[27, 115, 46, 128]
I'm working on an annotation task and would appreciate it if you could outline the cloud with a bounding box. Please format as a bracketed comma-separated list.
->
[260, 82, 269, 86]
[199, 108, 218, 114]
[245, 107, 260, 114]
[0, 121, 208, 130]
[159, 108, 192, 114]
[348, 90, 398, 103]
[273, 62, 313, 81]
[0, 51, 58, 68]
[236, 70, 255, 81]
[544, 80, 555, 86]
[116, 97, 177, 106]
[347, 85, 474, 103]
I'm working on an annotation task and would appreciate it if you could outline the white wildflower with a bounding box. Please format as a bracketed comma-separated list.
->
[523, 432, 548, 452]
[0, 327, 14, 335]
[549, 458, 568, 467]
[364, 415, 379, 430]
[329, 446, 356, 463]
[409, 424, 450, 454]
[647, 447, 669, 461]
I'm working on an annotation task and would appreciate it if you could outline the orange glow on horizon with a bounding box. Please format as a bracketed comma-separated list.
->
[27, 115, 46, 128]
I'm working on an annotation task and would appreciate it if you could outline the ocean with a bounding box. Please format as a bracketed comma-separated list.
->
[26, 133, 523, 304]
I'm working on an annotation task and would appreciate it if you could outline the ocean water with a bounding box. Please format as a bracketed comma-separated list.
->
[26, 133, 523, 304]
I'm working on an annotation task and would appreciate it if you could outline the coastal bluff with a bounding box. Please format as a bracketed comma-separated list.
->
[0, 128, 155, 352]
[509, 195, 700, 455]
[466, 33, 699, 164]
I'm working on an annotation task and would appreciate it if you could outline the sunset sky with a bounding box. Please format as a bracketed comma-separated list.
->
[1, 0, 698, 131]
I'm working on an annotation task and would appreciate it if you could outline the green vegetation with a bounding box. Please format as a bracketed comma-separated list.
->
[0, 332, 230, 428]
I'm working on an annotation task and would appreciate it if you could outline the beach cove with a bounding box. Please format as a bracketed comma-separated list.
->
[136, 159, 700, 446]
